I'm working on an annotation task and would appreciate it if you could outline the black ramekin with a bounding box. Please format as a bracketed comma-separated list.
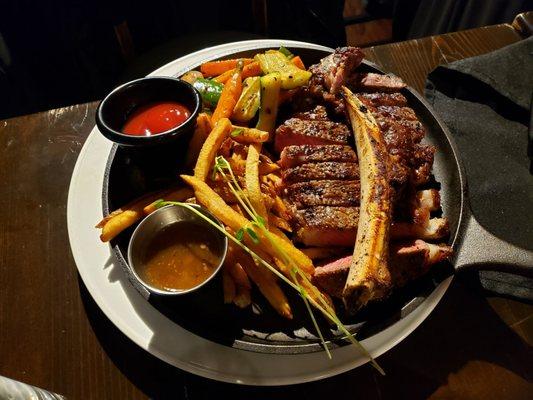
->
[95, 77, 201, 147]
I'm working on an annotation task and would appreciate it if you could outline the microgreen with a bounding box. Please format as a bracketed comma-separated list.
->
[157, 156, 384, 374]
[230, 128, 244, 137]
[278, 46, 294, 59]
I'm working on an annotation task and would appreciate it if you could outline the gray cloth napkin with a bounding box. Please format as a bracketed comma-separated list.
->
[425, 37, 533, 301]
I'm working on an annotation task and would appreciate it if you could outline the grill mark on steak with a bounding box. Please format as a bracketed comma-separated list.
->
[279, 144, 357, 168]
[284, 180, 360, 208]
[308, 47, 364, 95]
[282, 162, 359, 183]
[356, 72, 407, 92]
[274, 118, 351, 153]
[291, 105, 330, 121]
[357, 92, 408, 108]
[293, 206, 359, 247]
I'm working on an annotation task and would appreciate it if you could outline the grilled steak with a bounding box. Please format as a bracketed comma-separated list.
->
[279, 144, 357, 168]
[274, 118, 351, 153]
[307, 47, 365, 114]
[357, 92, 408, 108]
[308, 47, 364, 95]
[284, 180, 360, 208]
[356, 72, 407, 92]
[313, 240, 452, 298]
[291, 105, 330, 121]
[293, 206, 359, 246]
[282, 161, 359, 184]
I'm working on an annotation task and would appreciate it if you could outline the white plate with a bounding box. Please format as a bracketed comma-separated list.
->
[67, 39, 451, 385]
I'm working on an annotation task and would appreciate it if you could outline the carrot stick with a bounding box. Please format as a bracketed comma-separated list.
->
[214, 61, 262, 84]
[211, 64, 243, 126]
[200, 58, 253, 77]
[242, 61, 262, 79]
[213, 61, 263, 83]
[213, 69, 234, 84]
[291, 56, 305, 70]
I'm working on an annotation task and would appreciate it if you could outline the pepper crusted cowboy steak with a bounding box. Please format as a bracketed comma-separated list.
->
[274, 112, 351, 153]
[282, 162, 359, 184]
[284, 180, 360, 209]
[279, 144, 357, 168]
[272, 47, 450, 307]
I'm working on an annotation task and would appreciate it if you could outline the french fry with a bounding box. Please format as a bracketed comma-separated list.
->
[230, 126, 269, 144]
[246, 143, 268, 225]
[269, 224, 292, 243]
[228, 243, 292, 319]
[222, 269, 236, 304]
[180, 175, 314, 276]
[185, 113, 212, 168]
[227, 262, 252, 308]
[227, 157, 246, 176]
[273, 257, 334, 312]
[142, 187, 194, 214]
[272, 195, 290, 219]
[194, 118, 232, 181]
[97, 189, 177, 242]
[258, 162, 280, 175]
[99, 210, 143, 242]
[269, 213, 292, 232]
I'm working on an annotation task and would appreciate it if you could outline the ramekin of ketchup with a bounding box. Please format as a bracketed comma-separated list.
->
[122, 101, 191, 136]
[96, 77, 200, 147]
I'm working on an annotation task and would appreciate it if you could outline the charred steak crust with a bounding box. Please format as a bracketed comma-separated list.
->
[282, 162, 359, 184]
[293, 206, 359, 247]
[279, 144, 357, 168]
[356, 92, 408, 108]
[284, 180, 361, 208]
[274, 118, 351, 153]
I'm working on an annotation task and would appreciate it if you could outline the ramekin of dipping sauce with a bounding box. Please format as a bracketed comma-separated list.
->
[128, 204, 227, 296]
[96, 77, 200, 147]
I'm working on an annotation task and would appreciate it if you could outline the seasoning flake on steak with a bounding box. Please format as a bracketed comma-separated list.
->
[282, 162, 359, 184]
[293, 206, 359, 247]
[284, 180, 360, 209]
[274, 117, 351, 153]
[279, 144, 357, 168]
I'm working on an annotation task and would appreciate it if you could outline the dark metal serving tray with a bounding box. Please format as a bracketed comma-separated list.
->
[101, 46, 532, 355]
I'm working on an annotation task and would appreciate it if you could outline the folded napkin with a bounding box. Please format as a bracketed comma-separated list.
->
[425, 37, 533, 301]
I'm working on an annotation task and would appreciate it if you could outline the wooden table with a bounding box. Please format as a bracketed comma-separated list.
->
[1, 24, 532, 399]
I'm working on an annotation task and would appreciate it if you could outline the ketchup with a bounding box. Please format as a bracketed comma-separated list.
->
[122, 101, 191, 136]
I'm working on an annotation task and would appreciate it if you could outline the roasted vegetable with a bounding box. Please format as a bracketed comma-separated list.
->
[232, 77, 261, 122]
[255, 51, 311, 89]
[211, 63, 243, 126]
[342, 86, 393, 314]
[180, 70, 204, 84]
[215, 62, 262, 84]
[256, 73, 281, 134]
[200, 58, 253, 77]
[192, 78, 223, 107]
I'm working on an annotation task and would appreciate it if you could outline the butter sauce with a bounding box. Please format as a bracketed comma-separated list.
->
[141, 222, 219, 291]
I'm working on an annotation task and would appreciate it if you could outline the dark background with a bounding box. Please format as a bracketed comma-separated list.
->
[0, 0, 530, 120]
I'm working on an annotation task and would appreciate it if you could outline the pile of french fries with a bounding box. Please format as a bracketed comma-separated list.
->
[182, 115, 335, 318]
[96, 112, 335, 319]
[96, 50, 339, 319]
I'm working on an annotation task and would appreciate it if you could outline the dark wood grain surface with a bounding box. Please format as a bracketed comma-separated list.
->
[1, 25, 531, 399]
